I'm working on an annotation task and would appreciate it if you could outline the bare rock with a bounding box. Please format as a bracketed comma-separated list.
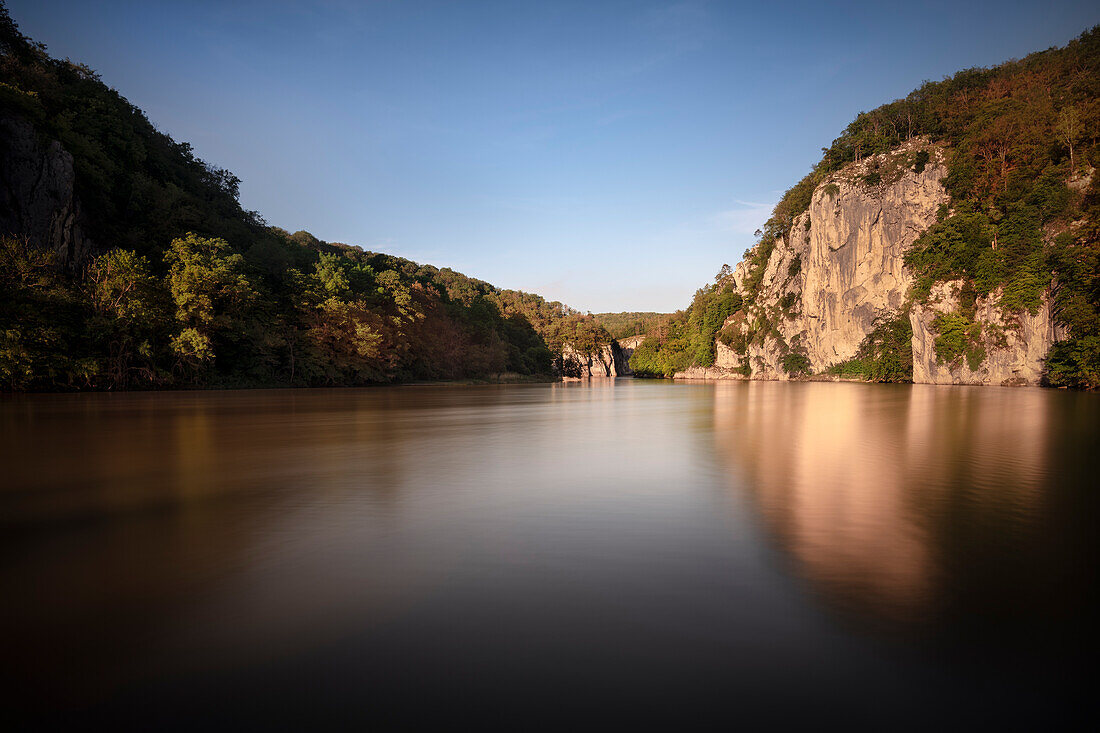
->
[726, 140, 949, 381]
[0, 113, 94, 264]
[677, 140, 1059, 386]
[559, 341, 625, 378]
[910, 281, 1064, 386]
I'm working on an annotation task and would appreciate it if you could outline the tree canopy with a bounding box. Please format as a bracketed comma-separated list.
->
[0, 4, 611, 390]
[632, 25, 1100, 387]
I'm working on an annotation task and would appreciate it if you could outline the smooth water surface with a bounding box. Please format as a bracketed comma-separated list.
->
[1, 381, 1096, 726]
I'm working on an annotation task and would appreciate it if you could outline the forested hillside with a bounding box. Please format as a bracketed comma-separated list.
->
[634, 27, 1100, 387]
[591, 312, 670, 340]
[0, 5, 613, 390]
[629, 267, 744, 376]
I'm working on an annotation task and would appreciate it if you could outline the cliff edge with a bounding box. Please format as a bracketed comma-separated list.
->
[674, 140, 1059, 386]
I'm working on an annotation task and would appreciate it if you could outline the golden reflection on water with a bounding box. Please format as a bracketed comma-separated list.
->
[1, 382, 1096, 723]
[1, 383, 704, 705]
[710, 381, 1070, 631]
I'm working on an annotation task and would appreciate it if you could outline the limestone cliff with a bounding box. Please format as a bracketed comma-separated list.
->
[0, 113, 94, 264]
[615, 336, 645, 376]
[558, 341, 627, 378]
[675, 140, 1058, 386]
[910, 281, 1063, 386]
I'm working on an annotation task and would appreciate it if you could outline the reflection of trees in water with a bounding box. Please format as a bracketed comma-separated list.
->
[710, 382, 1092, 642]
[0, 388, 456, 707]
[1, 390, 413, 522]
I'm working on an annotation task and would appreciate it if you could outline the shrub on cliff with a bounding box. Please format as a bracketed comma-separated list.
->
[781, 352, 811, 376]
[591, 312, 671, 340]
[827, 313, 913, 382]
[932, 312, 986, 371]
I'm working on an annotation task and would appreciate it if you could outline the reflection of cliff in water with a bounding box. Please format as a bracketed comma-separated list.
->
[711, 381, 1098, 649]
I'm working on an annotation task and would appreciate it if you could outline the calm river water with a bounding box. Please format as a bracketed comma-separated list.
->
[1, 380, 1096, 727]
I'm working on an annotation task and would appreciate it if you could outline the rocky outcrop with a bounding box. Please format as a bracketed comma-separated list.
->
[699, 139, 948, 381]
[558, 341, 626, 378]
[676, 338, 746, 379]
[0, 113, 94, 264]
[675, 139, 1060, 386]
[910, 281, 1063, 386]
[615, 336, 646, 376]
[792, 144, 945, 369]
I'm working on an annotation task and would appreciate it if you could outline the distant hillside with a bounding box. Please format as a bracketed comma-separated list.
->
[633, 26, 1100, 388]
[591, 312, 670, 340]
[0, 3, 614, 390]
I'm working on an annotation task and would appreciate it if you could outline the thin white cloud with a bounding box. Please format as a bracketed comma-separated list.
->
[713, 199, 776, 235]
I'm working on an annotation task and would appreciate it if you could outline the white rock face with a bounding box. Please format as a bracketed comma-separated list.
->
[559, 342, 624, 378]
[910, 281, 1063, 386]
[688, 140, 948, 381]
[675, 365, 746, 380]
[714, 338, 740, 369]
[615, 336, 646, 376]
[674, 140, 1061, 386]
[799, 150, 946, 368]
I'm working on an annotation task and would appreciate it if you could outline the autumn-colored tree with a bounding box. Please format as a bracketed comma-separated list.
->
[1057, 105, 1081, 175]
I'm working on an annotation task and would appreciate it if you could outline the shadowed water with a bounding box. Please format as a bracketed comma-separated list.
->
[1, 381, 1096, 727]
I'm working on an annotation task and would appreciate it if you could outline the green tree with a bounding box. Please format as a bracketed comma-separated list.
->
[164, 234, 255, 376]
[85, 248, 168, 386]
[0, 236, 89, 390]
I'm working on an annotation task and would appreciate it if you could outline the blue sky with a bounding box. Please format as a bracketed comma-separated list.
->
[9, 1, 1100, 312]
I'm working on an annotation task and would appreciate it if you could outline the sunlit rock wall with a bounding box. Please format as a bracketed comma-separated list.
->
[559, 342, 625, 378]
[709, 140, 949, 381]
[677, 139, 1059, 386]
[910, 281, 1063, 386]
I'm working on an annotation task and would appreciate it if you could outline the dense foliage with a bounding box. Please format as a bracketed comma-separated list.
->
[591, 312, 670, 340]
[1, 6, 614, 390]
[0, 6, 258, 257]
[819, 26, 1099, 386]
[1, 228, 612, 389]
[827, 314, 915, 382]
[629, 268, 743, 377]
[633, 25, 1100, 386]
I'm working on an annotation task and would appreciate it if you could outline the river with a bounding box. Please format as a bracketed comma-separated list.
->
[1, 381, 1096, 726]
